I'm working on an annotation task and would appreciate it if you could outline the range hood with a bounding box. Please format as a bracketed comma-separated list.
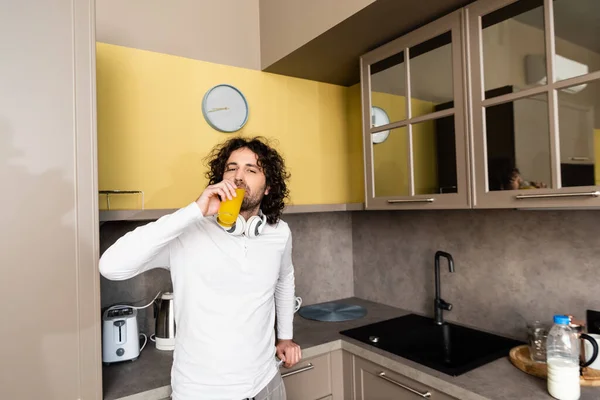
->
[525, 54, 589, 93]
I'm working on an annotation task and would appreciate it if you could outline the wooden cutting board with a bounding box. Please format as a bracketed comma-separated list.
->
[509, 345, 600, 386]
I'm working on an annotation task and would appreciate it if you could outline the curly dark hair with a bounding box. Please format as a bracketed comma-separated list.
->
[204, 136, 291, 224]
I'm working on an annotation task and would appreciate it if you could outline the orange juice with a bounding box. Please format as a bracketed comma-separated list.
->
[217, 188, 245, 228]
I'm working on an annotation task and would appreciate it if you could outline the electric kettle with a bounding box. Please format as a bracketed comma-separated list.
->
[154, 292, 176, 350]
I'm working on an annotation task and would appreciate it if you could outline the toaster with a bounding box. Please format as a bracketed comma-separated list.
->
[102, 306, 140, 364]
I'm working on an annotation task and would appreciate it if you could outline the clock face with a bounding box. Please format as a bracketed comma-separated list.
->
[371, 106, 390, 144]
[202, 84, 249, 133]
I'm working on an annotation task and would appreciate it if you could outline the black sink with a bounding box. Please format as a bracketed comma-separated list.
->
[340, 313, 524, 376]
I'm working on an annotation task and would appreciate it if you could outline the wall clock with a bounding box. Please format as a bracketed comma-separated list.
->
[202, 84, 249, 133]
[371, 106, 390, 144]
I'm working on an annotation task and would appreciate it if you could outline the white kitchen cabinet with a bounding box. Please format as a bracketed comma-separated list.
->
[468, 0, 600, 209]
[1, 0, 101, 399]
[281, 352, 331, 400]
[359, 10, 470, 210]
[353, 356, 458, 400]
[280, 349, 348, 400]
[360, 0, 600, 210]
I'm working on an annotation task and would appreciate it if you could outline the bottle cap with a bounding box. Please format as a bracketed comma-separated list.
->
[554, 315, 570, 325]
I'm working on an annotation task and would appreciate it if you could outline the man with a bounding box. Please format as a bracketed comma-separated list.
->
[500, 166, 547, 190]
[99, 136, 301, 400]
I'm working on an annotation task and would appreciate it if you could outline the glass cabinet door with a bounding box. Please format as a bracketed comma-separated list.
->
[360, 10, 469, 209]
[469, 0, 600, 208]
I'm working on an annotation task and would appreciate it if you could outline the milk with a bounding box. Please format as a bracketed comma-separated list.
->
[547, 358, 580, 400]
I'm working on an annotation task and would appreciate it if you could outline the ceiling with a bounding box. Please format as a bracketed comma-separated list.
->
[262, 0, 475, 86]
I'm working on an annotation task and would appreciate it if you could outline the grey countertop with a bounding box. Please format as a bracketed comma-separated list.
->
[103, 341, 173, 400]
[102, 297, 599, 400]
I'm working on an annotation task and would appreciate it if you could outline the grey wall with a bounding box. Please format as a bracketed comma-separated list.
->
[100, 212, 354, 334]
[100, 220, 171, 335]
[284, 212, 354, 304]
[353, 209, 600, 340]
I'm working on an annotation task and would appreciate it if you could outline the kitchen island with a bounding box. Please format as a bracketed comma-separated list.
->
[102, 297, 597, 400]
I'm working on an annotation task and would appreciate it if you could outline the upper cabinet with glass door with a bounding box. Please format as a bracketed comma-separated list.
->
[468, 0, 600, 208]
[360, 10, 470, 209]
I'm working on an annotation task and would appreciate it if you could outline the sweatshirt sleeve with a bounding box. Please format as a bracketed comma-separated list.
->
[275, 231, 295, 340]
[99, 202, 204, 281]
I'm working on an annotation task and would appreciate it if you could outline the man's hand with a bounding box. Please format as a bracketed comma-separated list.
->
[195, 180, 237, 217]
[276, 339, 301, 368]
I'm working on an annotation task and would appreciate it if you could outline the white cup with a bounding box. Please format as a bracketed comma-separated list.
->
[294, 296, 302, 313]
[584, 333, 600, 370]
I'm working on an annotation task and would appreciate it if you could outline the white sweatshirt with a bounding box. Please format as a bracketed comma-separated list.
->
[99, 202, 295, 400]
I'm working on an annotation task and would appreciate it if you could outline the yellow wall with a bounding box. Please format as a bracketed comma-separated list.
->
[96, 43, 364, 210]
[595, 129, 600, 185]
[346, 84, 366, 201]
[371, 92, 438, 197]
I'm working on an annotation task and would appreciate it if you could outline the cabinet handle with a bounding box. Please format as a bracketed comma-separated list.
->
[569, 157, 590, 161]
[515, 191, 600, 200]
[281, 363, 314, 378]
[377, 372, 431, 398]
[387, 198, 435, 204]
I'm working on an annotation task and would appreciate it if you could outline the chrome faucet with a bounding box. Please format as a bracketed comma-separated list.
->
[434, 251, 455, 326]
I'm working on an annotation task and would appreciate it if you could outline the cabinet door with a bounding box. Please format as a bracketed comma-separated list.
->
[360, 10, 470, 210]
[281, 353, 332, 400]
[468, 0, 600, 208]
[354, 356, 457, 400]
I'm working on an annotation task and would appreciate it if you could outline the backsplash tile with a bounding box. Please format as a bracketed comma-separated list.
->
[283, 212, 354, 305]
[101, 208, 600, 342]
[99, 212, 354, 334]
[352, 209, 600, 339]
[100, 220, 172, 335]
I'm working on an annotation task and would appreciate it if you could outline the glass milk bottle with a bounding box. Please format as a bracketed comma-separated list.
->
[546, 315, 580, 400]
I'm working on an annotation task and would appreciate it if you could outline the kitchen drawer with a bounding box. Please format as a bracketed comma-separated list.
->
[280, 352, 331, 400]
[354, 356, 458, 400]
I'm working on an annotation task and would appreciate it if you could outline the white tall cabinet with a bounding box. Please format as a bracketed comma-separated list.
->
[0, 1, 101, 399]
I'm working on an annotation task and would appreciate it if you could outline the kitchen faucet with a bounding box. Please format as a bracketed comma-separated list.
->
[434, 251, 455, 326]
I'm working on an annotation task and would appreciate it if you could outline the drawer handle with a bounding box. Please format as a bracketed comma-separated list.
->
[387, 198, 435, 204]
[281, 363, 314, 378]
[377, 372, 431, 398]
[515, 191, 600, 200]
[569, 157, 590, 161]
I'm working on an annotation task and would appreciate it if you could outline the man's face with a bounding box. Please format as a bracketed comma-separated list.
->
[509, 171, 523, 190]
[222, 147, 269, 212]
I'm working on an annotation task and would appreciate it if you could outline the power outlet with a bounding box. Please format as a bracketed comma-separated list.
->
[586, 309, 600, 334]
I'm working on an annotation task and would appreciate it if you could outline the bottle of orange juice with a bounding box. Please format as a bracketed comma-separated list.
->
[216, 188, 245, 228]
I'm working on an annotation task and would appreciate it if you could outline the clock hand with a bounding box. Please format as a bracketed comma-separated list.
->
[208, 107, 229, 112]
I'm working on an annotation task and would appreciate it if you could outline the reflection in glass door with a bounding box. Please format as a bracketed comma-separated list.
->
[370, 53, 407, 124]
[481, 0, 546, 99]
[368, 33, 460, 197]
[373, 127, 410, 197]
[484, 92, 551, 191]
[557, 79, 600, 187]
[469, 0, 600, 208]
